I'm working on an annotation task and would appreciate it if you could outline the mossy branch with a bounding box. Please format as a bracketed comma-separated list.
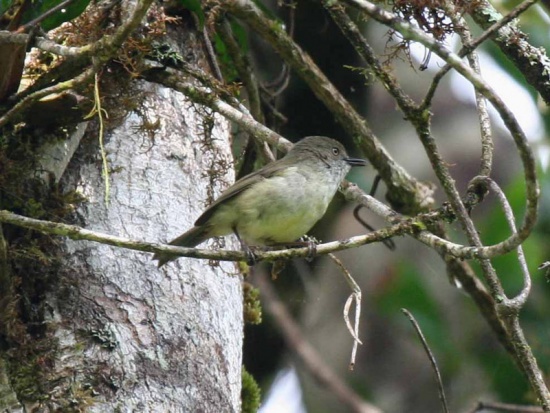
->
[0, 209, 409, 263]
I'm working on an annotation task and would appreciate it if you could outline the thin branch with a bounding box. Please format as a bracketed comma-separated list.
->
[217, 19, 264, 123]
[321, 0, 416, 113]
[216, 18, 275, 166]
[0, 66, 96, 128]
[468, 0, 550, 105]
[465, 0, 538, 56]
[503, 317, 550, 412]
[422, 0, 538, 109]
[143, 65, 293, 152]
[402, 309, 449, 413]
[476, 177, 531, 309]
[466, 176, 547, 409]
[0, 209, 411, 263]
[0, 31, 83, 56]
[471, 401, 543, 412]
[442, 4, 493, 177]
[196, 15, 223, 81]
[1, 185, 529, 268]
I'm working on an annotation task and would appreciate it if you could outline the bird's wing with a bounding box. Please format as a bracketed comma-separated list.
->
[194, 161, 288, 226]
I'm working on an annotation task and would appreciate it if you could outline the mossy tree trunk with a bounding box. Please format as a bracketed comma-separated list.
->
[0, 8, 243, 412]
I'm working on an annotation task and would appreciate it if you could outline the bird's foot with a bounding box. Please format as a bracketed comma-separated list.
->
[241, 244, 258, 266]
[272, 236, 320, 261]
[299, 235, 319, 262]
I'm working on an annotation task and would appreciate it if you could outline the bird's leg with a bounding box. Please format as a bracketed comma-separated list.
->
[233, 227, 257, 266]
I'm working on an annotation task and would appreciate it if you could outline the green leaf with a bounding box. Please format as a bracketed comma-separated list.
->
[180, 0, 204, 28]
[229, 19, 248, 54]
[212, 19, 249, 83]
[0, 0, 16, 17]
[41, 0, 90, 30]
[21, 0, 91, 31]
[251, 0, 278, 20]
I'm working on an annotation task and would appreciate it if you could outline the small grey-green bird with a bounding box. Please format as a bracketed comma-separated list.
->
[153, 136, 367, 267]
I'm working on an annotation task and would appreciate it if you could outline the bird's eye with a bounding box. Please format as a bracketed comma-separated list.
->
[332, 147, 340, 156]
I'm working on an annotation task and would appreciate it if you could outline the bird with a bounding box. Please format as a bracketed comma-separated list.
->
[153, 136, 367, 267]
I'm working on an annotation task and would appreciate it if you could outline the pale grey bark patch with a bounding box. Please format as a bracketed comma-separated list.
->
[39, 122, 89, 183]
[52, 82, 242, 412]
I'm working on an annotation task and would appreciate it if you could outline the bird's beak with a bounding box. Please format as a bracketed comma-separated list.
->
[344, 157, 368, 166]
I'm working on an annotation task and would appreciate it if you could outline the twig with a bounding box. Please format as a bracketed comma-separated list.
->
[465, 0, 538, 57]
[473, 177, 531, 309]
[217, 19, 264, 123]
[254, 270, 383, 413]
[0, 31, 83, 56]
[353, 205, 396, 251]
[402, 309, 450, 413]
[468, 0, 550, 105]
[424, 0, 545, 107]
[195, 14, 223, 81]
[442, 4, 493, 177]
[471, 400, 543, 412]
[321, 0, 416, 113]
[143, 65, 293, 152]
[0, 66, 96, 128]
[216, 19, 275, 165]
[328, 253, 362, 369]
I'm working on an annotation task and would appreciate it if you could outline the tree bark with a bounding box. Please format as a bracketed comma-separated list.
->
[1, 15, 243, 412]
[55, 82, 242, 412]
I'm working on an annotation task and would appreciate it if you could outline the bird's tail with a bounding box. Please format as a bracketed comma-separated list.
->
[153, 225, 210, 268]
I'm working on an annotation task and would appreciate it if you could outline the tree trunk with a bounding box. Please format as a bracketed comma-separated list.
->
[1, 14, 243, 413]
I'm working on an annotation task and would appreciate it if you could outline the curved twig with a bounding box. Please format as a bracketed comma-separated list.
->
[402, 309, 449, 413]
